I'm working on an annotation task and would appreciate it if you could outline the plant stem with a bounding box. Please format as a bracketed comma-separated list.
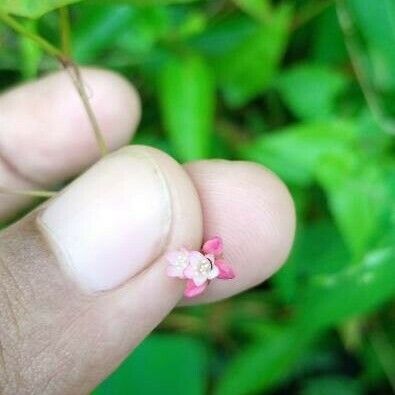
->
[336, 0, 395, 134]
[59, 6, 71, 57]
[0, 12, 64, 60]
[0, 187, 57, 198]
[0, 12, 109, 156]
[63, 61, 109, 156]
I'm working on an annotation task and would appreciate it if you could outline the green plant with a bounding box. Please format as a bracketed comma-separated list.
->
[1, 0, 395, 394]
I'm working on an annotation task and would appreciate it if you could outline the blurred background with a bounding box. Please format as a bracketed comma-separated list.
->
[1, 0, 395, 394]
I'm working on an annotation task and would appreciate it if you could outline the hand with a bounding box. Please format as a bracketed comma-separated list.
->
[0, 68, 295, 394]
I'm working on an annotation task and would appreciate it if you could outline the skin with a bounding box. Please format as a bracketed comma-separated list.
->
[0, 68, 296, 395]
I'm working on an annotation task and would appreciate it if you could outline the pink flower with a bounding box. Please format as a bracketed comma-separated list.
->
[184, 251, 220, 286]
[202, 236, 223, 255]
[165, 248, 190, 279]
[203, 236, 235, 280]
[216, 259, 235, 279]
[166, 237, 235, 298]
[184, 280, 207, 298]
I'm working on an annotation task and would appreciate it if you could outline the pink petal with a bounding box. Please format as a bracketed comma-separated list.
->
[202, 236, 223, 256]
[184, 280, 207, 298]
[216, 259, 235, 280]
[166, 265, 184, 279]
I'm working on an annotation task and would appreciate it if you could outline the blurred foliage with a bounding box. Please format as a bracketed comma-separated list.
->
[1, 0, 395, 394]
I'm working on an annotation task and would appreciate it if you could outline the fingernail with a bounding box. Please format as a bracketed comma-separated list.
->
[37, 147, 172, 292]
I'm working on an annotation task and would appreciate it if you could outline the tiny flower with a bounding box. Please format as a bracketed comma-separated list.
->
[184, 279, 207, 298]
[166, 236, 235, 298]
[184, 251, 220, 286]
[202, 236, 223, 256]
[166, 248, 190, 279]
[216, 259, 235, 279]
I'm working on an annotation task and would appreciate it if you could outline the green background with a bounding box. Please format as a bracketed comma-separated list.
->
[1, 0, 395, 394]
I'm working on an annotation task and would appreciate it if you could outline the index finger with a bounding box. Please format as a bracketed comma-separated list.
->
[0, 68, 140, 221]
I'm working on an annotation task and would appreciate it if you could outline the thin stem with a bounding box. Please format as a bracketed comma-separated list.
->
[292, 0, 334, 31]
[0, 12, 64, 60]
[59, 7, 71, 57]
[0, 12, 109, 156]
[0, 186, 57, 198]
[336, 0, 395, 134]
[63, 61, 109, 156]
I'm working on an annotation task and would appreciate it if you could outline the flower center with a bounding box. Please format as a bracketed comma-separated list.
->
[198, 258, 213, 275]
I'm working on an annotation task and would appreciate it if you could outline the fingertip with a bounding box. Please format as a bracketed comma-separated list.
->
[184, 160, 296, 303]
[0, 67, 141, 186]
[229, 160, 296, 267]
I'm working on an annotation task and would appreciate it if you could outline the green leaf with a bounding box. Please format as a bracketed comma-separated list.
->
[316, 155, 390, 258]
[19, 19, 42, 79]
[191, 15, 257, 57]
[216, 4, 291, 107]
[92, 0, 199, 4]
[312, 7, 347, 65]
[232, 0, 271, 22]
[299, 246, 395, 331]
[0, 0, 82, 18]
[301, 376, 363, 395]
[72, 5, 136, 63]
[93, 6, 170, 66]
[348, 0, 395, 91]
[158, 55, 215, 161]
[215, 325, 312, 395]
[277, 63, 348, 120]
[217, 245, 395, 395]
[0, 0, 198, 18]
[94, 334, 209, 395]
[274, 220, 350, 303]
[240, 120, 356, 186]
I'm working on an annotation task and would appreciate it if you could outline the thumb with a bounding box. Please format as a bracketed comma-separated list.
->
[0, 146, 202, 395]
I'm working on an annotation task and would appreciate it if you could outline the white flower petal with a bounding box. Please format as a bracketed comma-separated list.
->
[189, 251, 206, 268]
[208, 265, 220, 280]
[193, 275, 208, 287]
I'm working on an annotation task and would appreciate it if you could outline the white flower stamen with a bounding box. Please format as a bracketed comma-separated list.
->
[198, 258, 213, 275]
